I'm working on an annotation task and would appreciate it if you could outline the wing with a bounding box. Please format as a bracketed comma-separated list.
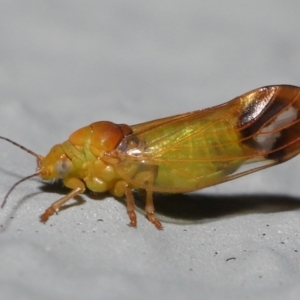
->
[110, 85, 300, 193]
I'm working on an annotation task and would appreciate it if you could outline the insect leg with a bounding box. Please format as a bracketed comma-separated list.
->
[111, 174, 162, 228]
[124, 185, 137, 227]
[124, 183, 162, 229]
[141, 165, 162, 229]
[145, 190, 163, 230]
[109, 180, 137, 227]
[40, 178, 85, 223]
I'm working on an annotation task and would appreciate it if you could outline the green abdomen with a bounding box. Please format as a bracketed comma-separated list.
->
[152, 127, 245, 191]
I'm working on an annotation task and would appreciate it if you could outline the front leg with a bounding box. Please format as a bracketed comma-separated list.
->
[40, 178, 85, 223]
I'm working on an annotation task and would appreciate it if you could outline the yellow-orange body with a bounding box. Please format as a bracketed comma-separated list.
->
[40, 122, 130, 195]
[3, 85, 300, 228]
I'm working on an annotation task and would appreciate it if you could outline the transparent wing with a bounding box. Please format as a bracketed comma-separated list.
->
[110, 85, 300, 192]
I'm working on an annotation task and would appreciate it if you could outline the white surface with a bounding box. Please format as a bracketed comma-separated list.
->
[1, 1, 300, 300]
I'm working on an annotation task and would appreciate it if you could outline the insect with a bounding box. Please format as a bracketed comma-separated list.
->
[1, 85, 300, 229]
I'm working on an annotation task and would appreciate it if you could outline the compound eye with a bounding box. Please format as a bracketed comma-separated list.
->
[55, 158, 72, 176]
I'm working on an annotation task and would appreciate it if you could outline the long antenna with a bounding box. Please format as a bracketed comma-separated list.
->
[1, 173, 40, 208]
[0, 136, 42, 159]
[0, 136, 43, 208]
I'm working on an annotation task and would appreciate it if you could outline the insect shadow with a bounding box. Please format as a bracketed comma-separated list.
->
[131, 191, 300, 224]
[40, 182, 300, 225]
[2, 177, 300, 227]
[37, 181, 300, 225]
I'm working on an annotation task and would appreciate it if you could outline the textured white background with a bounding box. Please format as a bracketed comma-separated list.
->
[1, 1, 300, 300]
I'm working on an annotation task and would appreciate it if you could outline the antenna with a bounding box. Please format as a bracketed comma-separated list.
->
[1, 173, 40, 208]
[0, 136, 43, 208]
[0, 136, 42, 160]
